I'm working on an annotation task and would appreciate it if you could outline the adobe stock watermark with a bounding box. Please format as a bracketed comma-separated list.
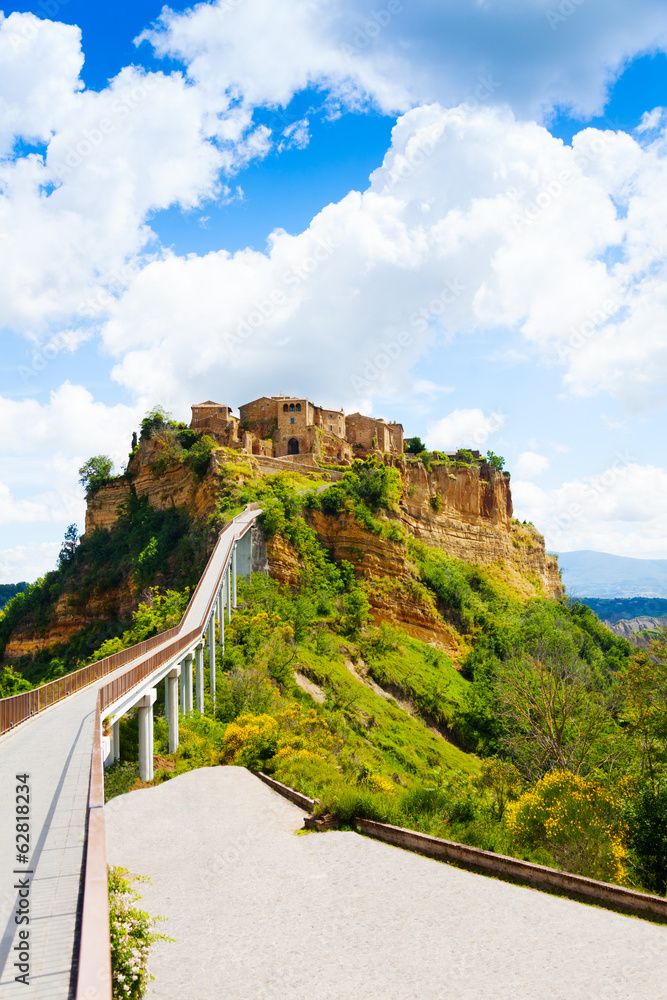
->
[17, 332, 78, 385]
[555, 244, 664, 362]
[350, 278, 466, 393]
[6, 2, 74, 53]
[50, 77, 159, 179]
[340, 0, 404, 58]
[444, 74, 502, 126]
[510, 134, 608, 232]
[545, 0, 587, 31]
[223, 235, 340, 351]
[546, 451, 634, 545]
[78, 263, 136, 320]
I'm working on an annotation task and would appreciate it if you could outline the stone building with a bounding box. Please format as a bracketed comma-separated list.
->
[239, 394, 351, 460]
[190, 401, 239, 445]
[192, 393, 405, 462]
[345, 413, 403, 456]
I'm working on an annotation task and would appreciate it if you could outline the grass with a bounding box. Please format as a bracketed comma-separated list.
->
[295, 644, 479, 777]
[361, 626, 468, 730]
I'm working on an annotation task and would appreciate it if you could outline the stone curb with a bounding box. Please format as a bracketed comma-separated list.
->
[253, 771, 320, 812]
[251, 772, 667, 923]
[355, 817, 667, 923]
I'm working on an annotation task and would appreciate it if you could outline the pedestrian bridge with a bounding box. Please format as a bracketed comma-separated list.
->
[2, 504, 667, 1000]
[0, 505, 264, 999]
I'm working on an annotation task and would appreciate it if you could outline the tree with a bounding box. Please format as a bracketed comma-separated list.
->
[58, 523, 79, 568]
[78, 455, 113, 492]
[629, 786, 667, 894]
[618, 629, 667, 794]
[496, 642, 617, 779]
[486, 450, 505, 472]
[140, 405, 173, 440]
[404, 437, 425, 455]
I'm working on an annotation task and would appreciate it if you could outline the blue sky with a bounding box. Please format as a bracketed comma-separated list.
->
[1, 0, 667, 581]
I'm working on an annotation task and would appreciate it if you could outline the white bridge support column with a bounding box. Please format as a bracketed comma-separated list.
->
[183, 653, 194, 714]
[208, 614, 216, 707]
[195, 643, 205, 713]
[218, 585, 225, 655]
[236, 528, 253, 580]
[179, 666, 186, 716]
[232, 542, 238, 608]
[111, 720, 120, 763]
[166, 665, 181, 754]
[227, 564, 232, 622]
[138, 688, 157, 782]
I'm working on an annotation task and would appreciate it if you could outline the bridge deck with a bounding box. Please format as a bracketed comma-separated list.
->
[106, 766, 667, 1000]
[0, 621, 193, 999]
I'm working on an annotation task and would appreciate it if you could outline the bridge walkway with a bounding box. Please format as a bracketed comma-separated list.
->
[106, 766, 667, 1000]
[0, 620, 217, 998]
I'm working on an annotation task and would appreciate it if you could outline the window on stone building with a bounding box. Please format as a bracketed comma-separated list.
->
[283, 404, 289, 412]
[291, 417, 295, 423]
[296, 403, 301, 412]
[290, 404, 295, 412]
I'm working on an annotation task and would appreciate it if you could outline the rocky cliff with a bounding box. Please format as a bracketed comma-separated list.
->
[6, 444, 561, 664]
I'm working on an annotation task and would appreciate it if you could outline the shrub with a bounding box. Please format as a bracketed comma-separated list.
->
[627, 787, 667, 894]
[109, 866, 171, 998]
[506, 770, 629, 883]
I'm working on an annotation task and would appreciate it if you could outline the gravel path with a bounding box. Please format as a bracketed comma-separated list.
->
[105, 766, 667, 1000]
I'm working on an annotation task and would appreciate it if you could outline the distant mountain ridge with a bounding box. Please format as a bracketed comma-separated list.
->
[556, 550, 667, 598]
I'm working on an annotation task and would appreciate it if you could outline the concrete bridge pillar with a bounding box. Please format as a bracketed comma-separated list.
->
[227, 564, 232, 621]
[183, 653, 194, 714]
[218, 586, 225, 650]
[179, 666, 186, 715]
[111, 720, 120, 763]
[138, 688, 157, 782]
[236, 527, 253, 578]
[166, 665, 180, 754]
[232, 542, 238, 608]
[208, 614, 216, 707]
[195, 643, 205, 713]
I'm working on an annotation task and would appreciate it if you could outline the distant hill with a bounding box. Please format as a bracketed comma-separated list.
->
[556, 551, 667, 599]
[578, 597, 667, 623]
[0, 582, 28, 610]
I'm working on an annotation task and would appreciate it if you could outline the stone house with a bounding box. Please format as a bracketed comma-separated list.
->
[238, 394, 352, 460]
[190, 401, 239, 446]
[345, 413, 404, 456]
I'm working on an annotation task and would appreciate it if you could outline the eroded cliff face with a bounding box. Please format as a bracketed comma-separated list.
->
[7, 446, 560, 663]
[400, 463, 561, 599]
[84, 436, 223, 536]
[266, 461, 561, 652]
[3, 582, 137, 660]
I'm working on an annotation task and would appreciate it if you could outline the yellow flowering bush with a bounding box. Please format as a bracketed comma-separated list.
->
[506, 770, 629, 884]
[221, 706, 342, 771]
[221, 714, 278, 764]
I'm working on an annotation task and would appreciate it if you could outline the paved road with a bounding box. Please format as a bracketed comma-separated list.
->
[105, 767, 667, 1000]
[0, 686, 98, 999]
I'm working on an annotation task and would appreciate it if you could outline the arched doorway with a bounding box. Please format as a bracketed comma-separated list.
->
[288, 438, 299, 455]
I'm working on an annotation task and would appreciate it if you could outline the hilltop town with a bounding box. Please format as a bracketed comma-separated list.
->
[190, 394, 405, 463]
[190, 393, 483, 467]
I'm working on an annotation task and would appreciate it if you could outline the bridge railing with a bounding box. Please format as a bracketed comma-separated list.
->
[0, 507, 260, 734]
[72, 507, 261, 1000]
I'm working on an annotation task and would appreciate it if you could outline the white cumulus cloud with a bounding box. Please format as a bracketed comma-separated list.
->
[512, 462, 667, 558]
[425, 408, 505, 452]
[515, 451, 550, 478]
